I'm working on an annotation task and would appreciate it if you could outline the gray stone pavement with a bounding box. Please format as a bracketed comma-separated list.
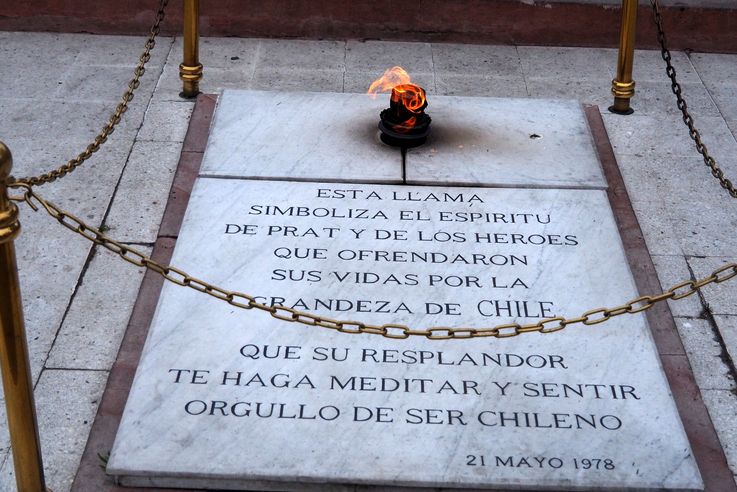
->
[0, 31, 735, 491]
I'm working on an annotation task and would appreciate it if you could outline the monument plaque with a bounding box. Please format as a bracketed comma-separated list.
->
[108, 177, 702, 490]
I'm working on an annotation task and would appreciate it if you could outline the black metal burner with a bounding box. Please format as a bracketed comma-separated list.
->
[378, 84, 431, 148]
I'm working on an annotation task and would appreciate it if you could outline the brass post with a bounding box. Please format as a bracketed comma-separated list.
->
[180, 0, 203, 98]
[609, 0, 638, 114]
[0, 142, 47, 491]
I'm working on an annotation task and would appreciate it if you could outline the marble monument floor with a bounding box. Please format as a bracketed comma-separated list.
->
[71, 91, 735, 491]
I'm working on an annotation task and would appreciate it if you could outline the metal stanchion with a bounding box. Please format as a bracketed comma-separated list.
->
[610, 0, 638, 114]
[0, 141, 47, 491]
[180, 0, 203, 98]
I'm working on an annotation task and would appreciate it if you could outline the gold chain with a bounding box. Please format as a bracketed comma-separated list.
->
[651, 0, 737, 198]
[10, 183, 737, 340]
[6, 3, 736, 339]
[8, 0, 170, 187]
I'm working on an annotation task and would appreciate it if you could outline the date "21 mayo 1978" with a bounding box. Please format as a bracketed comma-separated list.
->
[466, 454, 616, 471]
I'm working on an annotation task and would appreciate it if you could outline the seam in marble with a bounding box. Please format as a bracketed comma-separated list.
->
[687, 260, 737, 389]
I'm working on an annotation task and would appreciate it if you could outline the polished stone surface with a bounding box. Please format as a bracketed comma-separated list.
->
[199, 91, 403, 183]
[404, 96, 606, 188]
[201, 91, 606, 190]
[109, 179, 701, 490]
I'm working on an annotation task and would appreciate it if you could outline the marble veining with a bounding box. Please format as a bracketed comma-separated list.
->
[200, 91, 606, 190]
[200, 91, 403, 183]
[108, 179, 702, 491]
[405, 96, 606, 189]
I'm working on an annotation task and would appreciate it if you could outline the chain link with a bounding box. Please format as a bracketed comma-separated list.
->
[8, 0, 170, 187]
[10, 183, 737, 340]
[651, 0, 737, 198]
[6, 2, 736, 338]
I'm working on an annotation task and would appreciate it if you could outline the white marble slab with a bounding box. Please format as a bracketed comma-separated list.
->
[199, 90, 403, 183]
[405, 97, 606, 189]
[108, 179, 701, 491]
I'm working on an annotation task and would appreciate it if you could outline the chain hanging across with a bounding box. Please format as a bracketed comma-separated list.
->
[4, 1, 736, 340]
[8, 0, 170, 187]
[10, 183, 737, 340]
[651, 0, 737, 198]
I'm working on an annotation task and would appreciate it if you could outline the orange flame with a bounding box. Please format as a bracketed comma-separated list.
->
[391, 83, 425, 113]
[368, 66, 426, 132]
[367, 66, 412, 97]
[392, 116, 417, 134]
